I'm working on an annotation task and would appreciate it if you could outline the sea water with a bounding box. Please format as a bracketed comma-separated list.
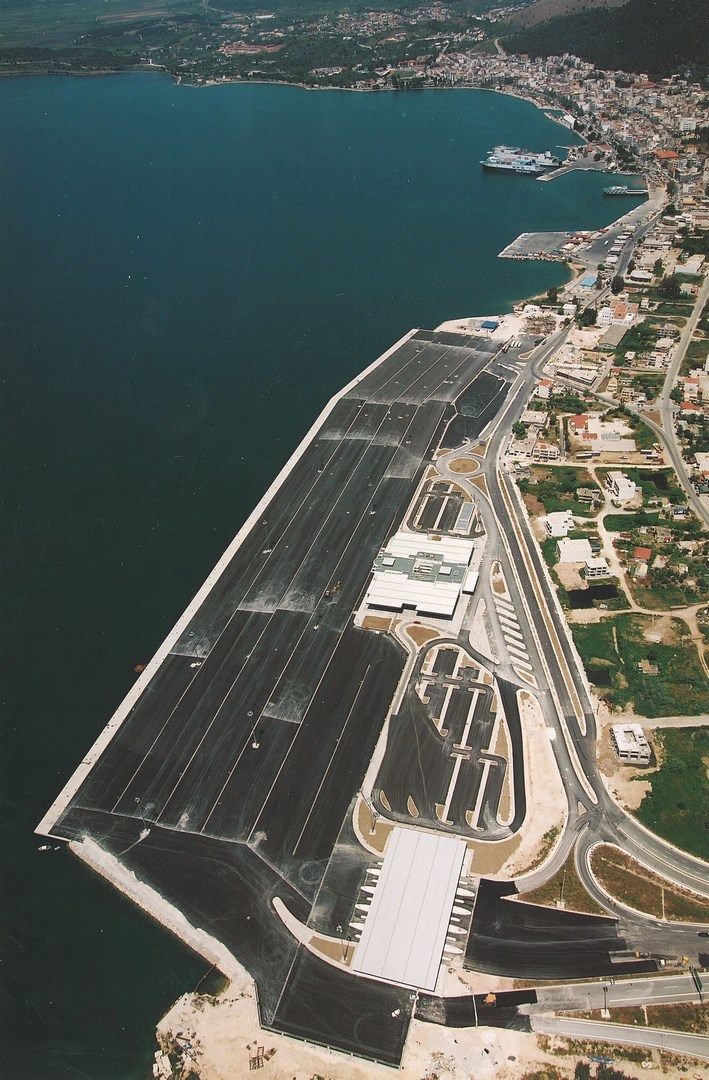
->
[0, 73, 644, 1078]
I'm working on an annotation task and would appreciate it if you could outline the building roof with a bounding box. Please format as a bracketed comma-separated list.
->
[599, 325, 629, 348]
[634, 546, 652, 561]
[557, 537, 593, 562]
[611, 723, 651, 757]
[548, 510, 574, 525]
[365, 531, 475, 618]
[351, 828, 466, 991]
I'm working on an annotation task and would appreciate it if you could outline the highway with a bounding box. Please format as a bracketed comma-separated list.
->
[531, 972, 707, 1013]
[656, 269, 709, 527]
[532, 1015, 709, 1062]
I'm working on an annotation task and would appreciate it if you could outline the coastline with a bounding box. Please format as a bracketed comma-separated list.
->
[14, 71, 667, 1077]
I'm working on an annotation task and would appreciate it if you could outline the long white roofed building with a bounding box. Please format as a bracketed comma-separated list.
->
[364, 531, 477, 619]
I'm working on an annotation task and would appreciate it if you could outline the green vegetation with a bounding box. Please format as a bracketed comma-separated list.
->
[614, 319, 656, 362]
[527, 391, 595, 415]
[571, 614, 709, 717]
[657, 274, 682, 300]
[602, 511, 662, 532]
[597, 466, 684, 505]
[679, 228, 709, 259]
[502, 0, 709, 81]
[518, 466, 600, 517]
[568, 1004, 709, 1037]
[0, 0, 499, 85]
[646, 1002, 709, 1035]
[635, 728, 709, 860]
[699, 297, 709, 336]
[519, 851, 605, 915]
[685, 338, 709, 367]
[590, 844, 709, 921]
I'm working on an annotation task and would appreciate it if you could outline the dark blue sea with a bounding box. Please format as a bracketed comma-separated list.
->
[0, 73, 644, 1079]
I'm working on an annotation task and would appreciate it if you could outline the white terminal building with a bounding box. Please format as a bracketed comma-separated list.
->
[611, 723, 651, 765]
[364, 531, 478, 619]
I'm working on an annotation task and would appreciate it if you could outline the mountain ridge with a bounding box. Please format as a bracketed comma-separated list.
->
[503, 0, 709, 80]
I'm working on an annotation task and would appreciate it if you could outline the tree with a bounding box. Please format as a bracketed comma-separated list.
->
[611, 275, 624, 294]
[627, 259, 636, 273]
[654, 257, 665, 277]
[578, 307, 597, 326]
[659, 274, 682, 299]
[512, 421, 527, 440]
[547, 285, 559, 303]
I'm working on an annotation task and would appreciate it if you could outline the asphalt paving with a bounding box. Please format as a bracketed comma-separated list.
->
[45, 317, 709, 1064]
[373, 643, 522, 840]
[465, 879, 658, 981]
[47, 329, 509, 1063]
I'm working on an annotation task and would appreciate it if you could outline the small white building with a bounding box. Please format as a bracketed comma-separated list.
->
[545, 510, 575, 538]
[535, 379, 554, 399]
[606, 471, 637, 503]
[584, 557, 611, 579]
[557, 537, 593, 563]
[532, 440, 560, 463]
[611, 723, 651, 764]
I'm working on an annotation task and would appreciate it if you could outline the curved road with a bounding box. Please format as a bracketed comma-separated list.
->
[454, 327, 709, 904]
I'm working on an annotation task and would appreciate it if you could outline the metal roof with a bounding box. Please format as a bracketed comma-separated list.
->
[351, 828, 466, 991]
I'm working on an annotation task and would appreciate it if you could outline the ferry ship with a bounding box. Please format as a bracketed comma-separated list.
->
[603, 185, 648, 196]
[481, 145, 561, 175]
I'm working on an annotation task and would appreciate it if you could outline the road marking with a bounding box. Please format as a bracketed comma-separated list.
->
[291, 665, 373, 857]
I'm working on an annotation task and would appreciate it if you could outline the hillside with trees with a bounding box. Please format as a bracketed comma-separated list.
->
[503, 0, 709, 80]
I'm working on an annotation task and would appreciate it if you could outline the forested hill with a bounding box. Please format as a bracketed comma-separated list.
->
[503, 0, 709, 81]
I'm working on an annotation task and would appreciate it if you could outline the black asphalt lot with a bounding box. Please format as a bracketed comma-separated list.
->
[50, 329, 513, 1063]
[465, 880, 659, 981]
[416, 988, 536, 1030]
[374, 645, 524, 839]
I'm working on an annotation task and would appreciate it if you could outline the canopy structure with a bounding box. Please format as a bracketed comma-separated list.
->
[351, 827, 467, 992]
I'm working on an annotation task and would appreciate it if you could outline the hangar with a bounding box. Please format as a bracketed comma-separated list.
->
[364, 531, 477, 618]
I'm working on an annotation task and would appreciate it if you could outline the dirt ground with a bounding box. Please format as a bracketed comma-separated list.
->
[595, 700, 658, 811]
[448, 456, 480, 473]
[641, 613, 680, 646]
[554, 561, 587, 590]
[157, 983, 696, 1080]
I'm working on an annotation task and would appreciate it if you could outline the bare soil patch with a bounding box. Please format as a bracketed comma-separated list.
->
[597, 722, 654, 811]
[406, 625, 441, 647]
[361, 615, 393, 632]
[641, 613, 678, 646]
[554, 562, 586, 590]
[522, 492, 546, 518]
[448, 457, 479, 473]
